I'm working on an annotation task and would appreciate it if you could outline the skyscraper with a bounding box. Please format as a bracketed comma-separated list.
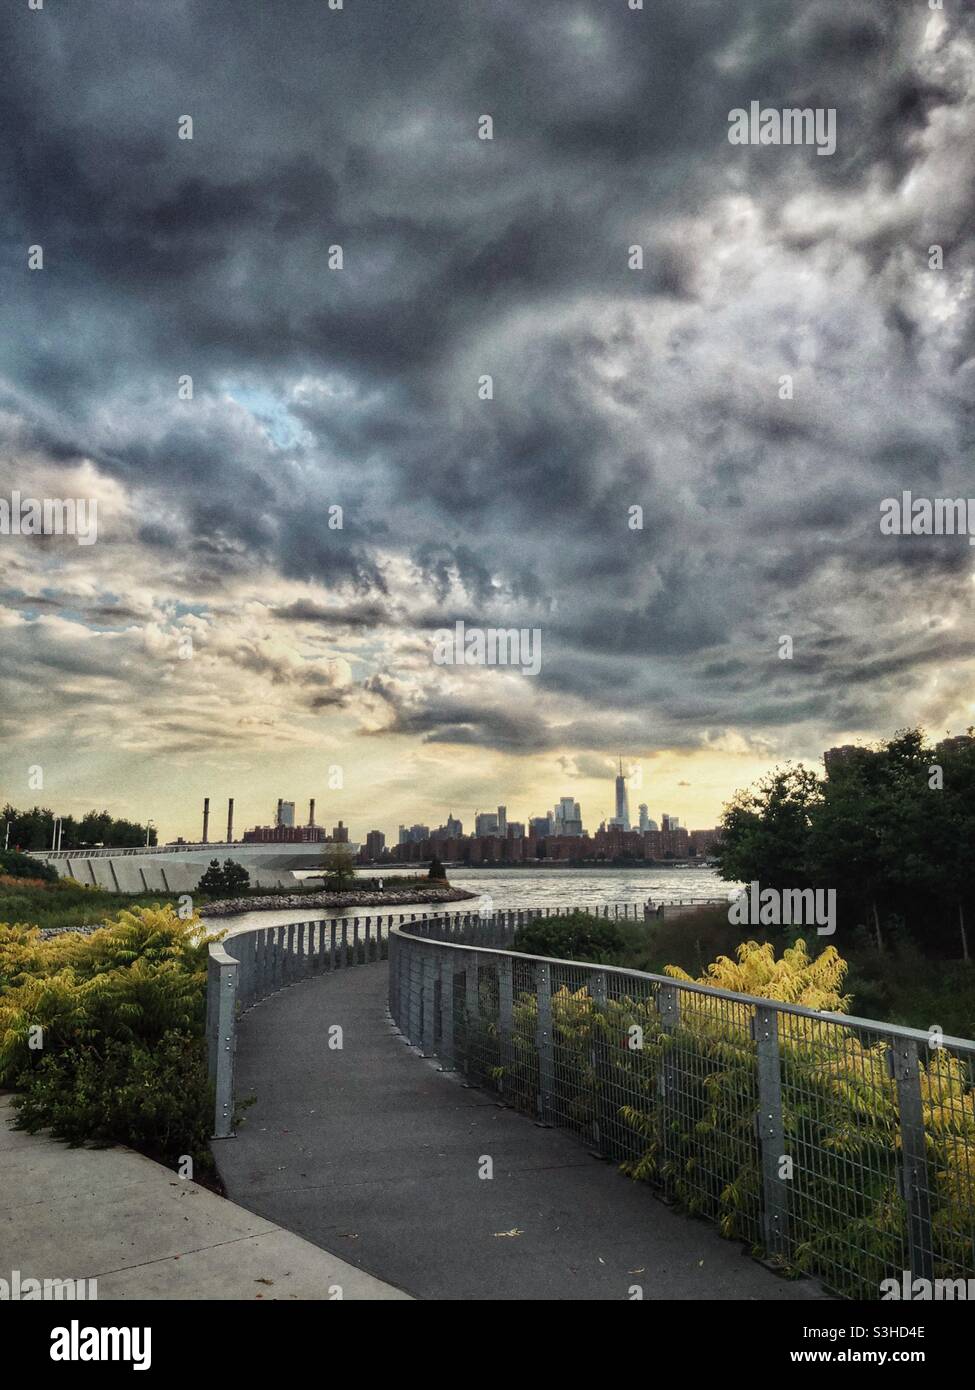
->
[553, 797, 583, 836]
[614, 758, 630, 831]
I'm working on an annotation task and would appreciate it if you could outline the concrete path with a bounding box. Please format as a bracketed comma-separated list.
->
[0, 1095, 409, 1300]
[215, 962, 826, 1301]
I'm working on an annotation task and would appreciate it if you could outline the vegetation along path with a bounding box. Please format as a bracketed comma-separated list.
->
[214, 961, 827, 1301]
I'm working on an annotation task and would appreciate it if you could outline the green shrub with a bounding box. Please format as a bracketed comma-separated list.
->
[512, 910, 626, 963]
[14, 1033, 216, 1176]
[0, 850, 58, 883]
[0, 906, 222, 1179]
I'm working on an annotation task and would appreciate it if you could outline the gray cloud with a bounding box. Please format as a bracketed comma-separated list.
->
[1, 0, 974, 776]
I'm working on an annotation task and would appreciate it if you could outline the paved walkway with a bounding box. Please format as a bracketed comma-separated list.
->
[215, 962, 826, 1301]
[0, 1095, 409, 1300]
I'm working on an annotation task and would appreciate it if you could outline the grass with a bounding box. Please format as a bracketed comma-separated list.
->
[0, 879, 208, 932]
[0, 874, 457, 934]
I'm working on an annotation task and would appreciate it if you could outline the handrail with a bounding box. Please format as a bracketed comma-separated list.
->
[390, 916, 975, 1053]
[387, 909, 975, 1301]
[205, 910, 431, 1138]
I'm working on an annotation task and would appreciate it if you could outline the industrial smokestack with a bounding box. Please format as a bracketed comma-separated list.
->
[227, 798, 234, 843]
[202, 797, 210, 844]
[308, 798, 315, 827]
[277, 798, 283, 828]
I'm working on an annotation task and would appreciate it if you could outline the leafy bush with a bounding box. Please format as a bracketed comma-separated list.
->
[427, 857, 447, 881]
[0, 906, 222, 1177]
[14, 1034, 215, 1169]
[472, 935, 975, 1298]
[0, 850, 58, 883]
[512, 910, 626, 963]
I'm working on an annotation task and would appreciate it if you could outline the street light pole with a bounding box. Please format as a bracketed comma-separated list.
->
[52, 817, 62, 852]
[145, 819, 155, 847]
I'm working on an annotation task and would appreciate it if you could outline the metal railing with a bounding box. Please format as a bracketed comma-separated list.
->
[205, 904, 650, 1139]
[206, 912, 424, 1138]
[388, 910, 975, 1301]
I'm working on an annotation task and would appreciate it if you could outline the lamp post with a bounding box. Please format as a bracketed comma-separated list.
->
[145, 819, 155, 848]
[52, 817, 62, 852]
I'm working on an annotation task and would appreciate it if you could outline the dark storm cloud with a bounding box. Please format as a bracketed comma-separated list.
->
[2, 0, 974, 759]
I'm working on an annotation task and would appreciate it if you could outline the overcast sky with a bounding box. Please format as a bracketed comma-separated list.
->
[2, 0, 974, 842]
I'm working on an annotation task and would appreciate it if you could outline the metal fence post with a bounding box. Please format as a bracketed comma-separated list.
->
[589, 970, 609, 1154]
[274, 925, 285, 989]
[260, 928, 270, 999]
[207, 949, 238, 1139]
[752, 1004, 790, 1259]
[464, 951, 479, 1076]
[422, 950, 436, 1055]
[439, 948, 455, 1069]
[498, 954, 513, 1095]
[387, 930, 397, 1018]
[889, 1038, 935, 1283]
[656, 982, 680, 1186]
[408, 946, 422, 1045]
[536, 962, 554, 1124]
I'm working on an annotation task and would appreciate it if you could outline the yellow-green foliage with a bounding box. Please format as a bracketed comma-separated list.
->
[0, 906, 225, 1172]
[477, 936, 975, 1297]
[0, 906, 221, 1086]
[664, 938, 851, 1012]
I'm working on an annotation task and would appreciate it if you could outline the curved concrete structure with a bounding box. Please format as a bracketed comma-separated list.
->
[29, 840, 359, 894]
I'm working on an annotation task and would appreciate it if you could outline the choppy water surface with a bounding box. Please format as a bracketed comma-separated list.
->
[218, 865, 735, 937]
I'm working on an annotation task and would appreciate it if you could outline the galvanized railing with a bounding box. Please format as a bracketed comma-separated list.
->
[205, 903, 647, 1139]
[388, 910, 975, 1301]
[206, 913, 405, 1138]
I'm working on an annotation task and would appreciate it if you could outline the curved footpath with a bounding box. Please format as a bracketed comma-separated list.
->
[215, 961, 827, 1301]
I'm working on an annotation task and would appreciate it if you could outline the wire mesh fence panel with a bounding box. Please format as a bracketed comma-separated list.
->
[384, 911, 975, 1301]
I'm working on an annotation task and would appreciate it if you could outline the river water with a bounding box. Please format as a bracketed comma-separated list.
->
[217, 865, 735, 937]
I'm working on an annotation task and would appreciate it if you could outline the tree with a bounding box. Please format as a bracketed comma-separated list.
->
[716, 764, 821, 891]
[195, 860, 228, 895]
[323, 845, 356, 891]
[428, 857, 447, 881]
[194, 859, 250, 896]
[0, 803, 154, 851]
[221, 859, 251, 894]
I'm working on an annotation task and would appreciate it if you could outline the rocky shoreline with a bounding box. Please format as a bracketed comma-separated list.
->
[199, 885, 478, 918]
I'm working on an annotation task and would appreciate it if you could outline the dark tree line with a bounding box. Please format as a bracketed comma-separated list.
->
[0, 804, 156, 852]
[715, 729, 975, 959]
